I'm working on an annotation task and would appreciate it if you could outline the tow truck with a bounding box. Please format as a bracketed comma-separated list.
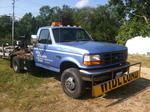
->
[9, 22, 141, 99]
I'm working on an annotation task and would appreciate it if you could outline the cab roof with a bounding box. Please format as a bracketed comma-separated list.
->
[40, 26, 83, 29]
[40, 22, 83, 29]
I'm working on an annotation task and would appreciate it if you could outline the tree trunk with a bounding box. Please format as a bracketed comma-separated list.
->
[143, 16, 148, 24]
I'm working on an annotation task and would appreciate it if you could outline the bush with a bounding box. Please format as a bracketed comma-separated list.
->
[116, 19, 150, 45]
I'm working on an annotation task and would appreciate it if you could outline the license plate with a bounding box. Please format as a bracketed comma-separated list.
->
[92, 71, 140, 97]
[116, 71, 123, 78]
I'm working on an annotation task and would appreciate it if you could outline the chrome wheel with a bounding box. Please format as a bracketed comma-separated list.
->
[13, 60, 18, 72]
[65, 77, 76, 91]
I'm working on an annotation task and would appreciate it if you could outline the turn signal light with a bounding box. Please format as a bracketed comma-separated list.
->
[83, 61, 101, 66]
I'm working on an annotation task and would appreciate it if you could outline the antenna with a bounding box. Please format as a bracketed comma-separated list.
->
[12, 0, 15, 47]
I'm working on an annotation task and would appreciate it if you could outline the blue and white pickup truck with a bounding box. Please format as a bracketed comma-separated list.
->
[10, 22, 141, 99]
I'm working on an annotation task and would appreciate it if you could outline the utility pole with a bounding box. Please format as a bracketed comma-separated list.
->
[12, 0, 15, 47]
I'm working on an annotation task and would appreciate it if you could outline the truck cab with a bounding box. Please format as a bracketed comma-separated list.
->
[33, 25, 93, 72]
[34, 22, 128, 71]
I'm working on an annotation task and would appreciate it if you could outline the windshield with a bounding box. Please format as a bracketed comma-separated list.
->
[52, 28, 92, 43]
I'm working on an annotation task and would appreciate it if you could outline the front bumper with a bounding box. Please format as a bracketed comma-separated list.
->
[80, 63, 130, 81]
[80, 62, 141, 97]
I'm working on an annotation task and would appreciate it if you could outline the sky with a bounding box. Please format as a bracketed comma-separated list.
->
[0, 0, 109, 18]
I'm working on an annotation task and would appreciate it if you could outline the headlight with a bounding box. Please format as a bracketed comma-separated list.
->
[83, 54, 101, 66]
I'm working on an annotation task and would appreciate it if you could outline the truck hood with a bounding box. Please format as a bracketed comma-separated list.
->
[58, 41, 127, 54]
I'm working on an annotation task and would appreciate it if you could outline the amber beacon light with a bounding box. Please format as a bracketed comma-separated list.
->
[51, 22, 63, 26]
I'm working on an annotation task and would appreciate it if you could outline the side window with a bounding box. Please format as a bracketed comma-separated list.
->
[38, 29, 51, 44]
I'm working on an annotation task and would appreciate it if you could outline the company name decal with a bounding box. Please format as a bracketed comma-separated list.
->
[92, 71, 140, 97]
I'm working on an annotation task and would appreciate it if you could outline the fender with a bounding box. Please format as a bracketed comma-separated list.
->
[60, 56, 83, 68]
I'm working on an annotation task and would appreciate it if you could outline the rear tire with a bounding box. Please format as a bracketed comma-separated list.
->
[12, 56, 22, 73]
[61, 68, 85, 99]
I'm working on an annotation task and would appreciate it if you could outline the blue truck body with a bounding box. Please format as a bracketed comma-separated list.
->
[33, 26, 128, 74]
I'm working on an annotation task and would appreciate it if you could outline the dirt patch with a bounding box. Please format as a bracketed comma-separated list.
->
[26, 67, 150, 112]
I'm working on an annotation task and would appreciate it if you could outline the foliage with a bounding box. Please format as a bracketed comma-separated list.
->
[15, 13, 37, 38]
[0, 1, 150, 44]
[89, 6, 120, 42]
[116, 19, 150, 45]
[109, 0, 150, 23]
[0, 15, 12, 38]
[0, 59, 47, 111]
[109, 0, 150, 44]
[73, 6, 120, 42]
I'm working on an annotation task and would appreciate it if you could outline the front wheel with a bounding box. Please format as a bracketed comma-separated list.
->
[61, 68, 85, 99]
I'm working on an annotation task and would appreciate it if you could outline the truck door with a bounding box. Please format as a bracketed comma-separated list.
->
[35, 29, 50, 65]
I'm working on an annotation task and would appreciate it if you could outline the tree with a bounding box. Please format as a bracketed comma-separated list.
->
[2, 2, 149, 44]
[108, 0, 126, 23]
[60, 5, 75, 25]
[116, 18, 150, 45]
[89, 6, 120, 42]
[109, 0, 150, 45]
[37, 5, 75, 26]
[38, 5, 54, 26]
[16, 13, 36, 38]
[109, 0, 150, 23]
[0, 15, 12, 39]
[73, 7, 94, 30]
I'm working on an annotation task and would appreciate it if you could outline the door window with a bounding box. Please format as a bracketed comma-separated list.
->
[38, 29, 51, 44]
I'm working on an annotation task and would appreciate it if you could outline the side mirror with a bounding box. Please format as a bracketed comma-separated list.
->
[31, 35, 38, 45]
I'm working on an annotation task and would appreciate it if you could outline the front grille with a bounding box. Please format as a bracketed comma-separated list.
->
[101, 50, 127, 65]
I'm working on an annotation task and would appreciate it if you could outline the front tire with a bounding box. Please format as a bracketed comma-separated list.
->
[61, 68, 85, 99]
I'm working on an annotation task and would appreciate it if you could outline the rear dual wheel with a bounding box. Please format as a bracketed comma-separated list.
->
[12, 56, 22, 73]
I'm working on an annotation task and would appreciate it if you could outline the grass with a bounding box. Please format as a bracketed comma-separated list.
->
[0, 59, 47, 112]
[128, 54, 150, 68]
[0, 55, 149, 112]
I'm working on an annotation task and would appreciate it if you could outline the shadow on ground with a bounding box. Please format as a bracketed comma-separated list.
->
[28, 67, 93, 99]
[29, 67, 61, 81]
[104, 77, 150, 107]
[29, 68, 150, 102]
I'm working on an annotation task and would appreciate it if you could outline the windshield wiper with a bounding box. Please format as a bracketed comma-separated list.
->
[61, 39, 91, 42]
[77, 39, 90, 41]
[61, 40, 79, 42]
